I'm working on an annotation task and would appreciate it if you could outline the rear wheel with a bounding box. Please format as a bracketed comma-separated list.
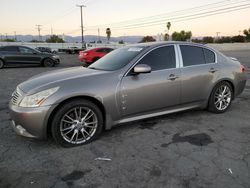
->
[43, 58, 55, 67]
[0, 59, 4, 69]
[208, 81, 233, 113]
[51, 99, 103, 147]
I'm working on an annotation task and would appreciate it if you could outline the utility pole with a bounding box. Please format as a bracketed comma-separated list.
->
[98, 28, 100, 42]
[14, 31, 17, 41]
[51, 26, 53, 36]
[36, 25, 42, 41]
[76, 4, 86, 49]
[5, 33, 8, 39]
[216, 32, 220, 38]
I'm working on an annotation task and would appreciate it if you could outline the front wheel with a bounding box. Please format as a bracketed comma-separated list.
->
[51, 99, 103, 147]
[208, 81, 233, 113]
[43, 58, 55, 67]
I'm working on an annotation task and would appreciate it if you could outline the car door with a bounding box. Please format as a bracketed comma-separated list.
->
[119, 45, 181, 117]
[18, 46, 42, 64]
[1, 46, 20, 64]
[178, 45, 219, 104]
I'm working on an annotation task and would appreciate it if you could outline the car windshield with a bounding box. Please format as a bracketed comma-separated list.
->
[88, 46, 146, 71]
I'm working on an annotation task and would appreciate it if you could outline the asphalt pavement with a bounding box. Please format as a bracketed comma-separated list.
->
[0, 51, 250, 188]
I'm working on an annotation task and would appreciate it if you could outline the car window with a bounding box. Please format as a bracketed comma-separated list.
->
[96, 49, 105, 53]
[203, 48, 215, 63]
[89, 46, 146, 71]
[0, 46, 19, 52]
[19, 47, 35, 54]
[107, 48, 114, 53]
[137, 46, 176, 71]
[180, 45, 206, 66]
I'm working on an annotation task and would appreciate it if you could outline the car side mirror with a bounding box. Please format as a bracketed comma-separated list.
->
[133, 64, 151, 74]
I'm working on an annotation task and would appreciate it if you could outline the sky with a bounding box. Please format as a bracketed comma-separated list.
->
[0, 0, 250, 37]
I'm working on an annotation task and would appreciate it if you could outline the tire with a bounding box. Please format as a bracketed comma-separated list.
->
[43, 58, 55, 67]
[208, 81, 233, 113]
[92, 57, 100, 63]
[0, 59, 4, 69]
[51, 99, 103, 147]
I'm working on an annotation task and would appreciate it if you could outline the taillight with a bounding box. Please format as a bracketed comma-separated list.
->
[83, 53, 88, 56]
[240, 64, 246, 72]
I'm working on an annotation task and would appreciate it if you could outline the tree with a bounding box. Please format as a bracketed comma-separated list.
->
[202, 36, 214, 43]
[172, 30, 192, 41]
[166, 22, 171, 41]
[106, 28, 111, 43]
[139, 36, 156, 43]
[2, 38, 16, 42]
[243, 28, 250, 42]
[215, 37, 232, 43]
[192, 38, 202, 43]
[164, 33, 169, 41]
[231, 35, 245, 43]
[46, 35, 64, 43]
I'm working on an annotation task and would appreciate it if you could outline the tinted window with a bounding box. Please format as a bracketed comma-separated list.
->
[204, 48, 215, 63]
[89, 46, 146, 71]
[19, 47, 35, 54]
[0, 46, 19, 52]
[138, 46, 176, 71]
[106, 48, 114, 53]
[96, 49, 105, 53]
[180, 45, 206, 66]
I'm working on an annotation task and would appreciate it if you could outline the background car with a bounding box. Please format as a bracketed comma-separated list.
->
[0, 45, 60, 68]
[35, 47, 52, 54]
[79, 47, 114, 64]
[9, 42, 246, 147]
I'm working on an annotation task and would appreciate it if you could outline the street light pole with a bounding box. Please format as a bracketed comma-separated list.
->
[77, 4, 86, 49]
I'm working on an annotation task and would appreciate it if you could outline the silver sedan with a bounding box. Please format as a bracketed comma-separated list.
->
[9, 42, 247, 147]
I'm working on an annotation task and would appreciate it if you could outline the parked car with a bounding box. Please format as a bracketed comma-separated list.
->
[79, 47, 114, 64]
[9, 42, 246, 147]
[58, 47, 85, 54]
[35, 47, 52, 53]
[35, 47, 57, 54]
[0, 45, 60, 68]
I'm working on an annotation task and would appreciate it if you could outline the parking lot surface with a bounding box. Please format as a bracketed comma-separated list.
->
[0, 51, 250, 188]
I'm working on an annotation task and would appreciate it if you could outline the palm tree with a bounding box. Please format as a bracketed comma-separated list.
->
[166, 22, 171, 41]
[106, 28, 111, 43]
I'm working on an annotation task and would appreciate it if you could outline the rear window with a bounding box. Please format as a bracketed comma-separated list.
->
[0, 46, 19, 52]
[180, 45, 206, 66]
[204, 48, 215, 63]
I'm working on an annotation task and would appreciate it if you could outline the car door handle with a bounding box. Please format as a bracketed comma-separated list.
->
[209, 68, 218, 73]
[168, 74, 179, 81]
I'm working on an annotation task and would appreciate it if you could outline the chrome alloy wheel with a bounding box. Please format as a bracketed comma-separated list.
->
[214, 85, 232, 111]
[60, 107, 98, 144]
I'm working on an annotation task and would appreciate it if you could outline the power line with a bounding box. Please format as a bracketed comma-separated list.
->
[86, 3, 250, 31]
[86, 0, 248, 29]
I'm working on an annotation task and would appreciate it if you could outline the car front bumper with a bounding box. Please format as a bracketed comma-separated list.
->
[9, 103, 54, 139]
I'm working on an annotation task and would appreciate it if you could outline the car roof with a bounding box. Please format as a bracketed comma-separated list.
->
[126, 41, 206, 48]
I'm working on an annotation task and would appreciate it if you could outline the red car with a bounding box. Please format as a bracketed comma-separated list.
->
[79, 47, 114, 64]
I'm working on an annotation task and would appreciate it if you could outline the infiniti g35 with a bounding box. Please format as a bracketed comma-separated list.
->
[9, 42, 246, 147]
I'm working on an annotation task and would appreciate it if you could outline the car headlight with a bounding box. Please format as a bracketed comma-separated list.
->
[19, 87, 59, 107]
[52, 55, 59, 59]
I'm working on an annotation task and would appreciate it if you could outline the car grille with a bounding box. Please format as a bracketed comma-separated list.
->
[11, 88, 22, 105]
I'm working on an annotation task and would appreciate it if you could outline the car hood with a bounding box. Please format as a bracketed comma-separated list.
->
[18, 67, 107, 94]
